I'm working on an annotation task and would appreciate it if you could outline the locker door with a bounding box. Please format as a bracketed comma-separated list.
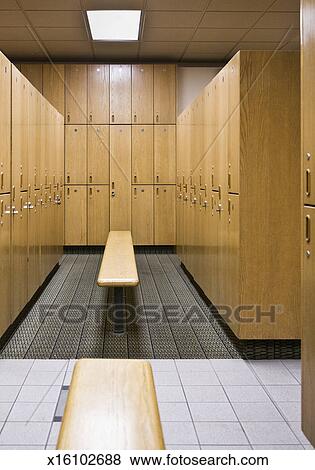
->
[303, 206, 315, 444]
[65, 186, 87, 246]
[216, 193, 229, 308]
[20, 63, 42, 93]
[132, 125, 153, 184]
[154, 185, 176, 245]
[110, 126, 131, 230]
[87, 125, 109, 184]
[132, 185, 153, 245]
[65, 125, 87, 184]
[110, 65, 131, 124]
[34, 92, 41, 189]
[65, 64, 87, 124]
[132, 64, 153, 124]
[227, 55, 240, 194]
[88, 185, 109, 245]
[12, 67, 28, 192]
[154, 125, 176, 184]
[227, 194, 240, 336]
[28, 86, 37, 191]
[0, 194, 11, 336]
[11, 192, 28, 321]
[27, 191, 41, 300]
[0, 53, 11, 194]
[39, 189, 49, 282]
[43, 64, 65, 115]
[154, 64, 176, 124]
[88, 64, 109, 124]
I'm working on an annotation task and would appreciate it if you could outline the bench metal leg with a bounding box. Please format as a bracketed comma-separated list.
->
[113, 287, 125, 335]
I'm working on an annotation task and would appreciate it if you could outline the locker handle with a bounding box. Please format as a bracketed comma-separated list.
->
[20, 197, 23, 212]
[45, 175, 48, 186]
[89, 113, 92, 122]
[306, 169, 311, 196]
[89, 187, 92, 197]
[134, 114, 137, 123]
[111, 114, 115, 123]
[67, 188, 70, 196]
[67, 176, 70, 184]
[12, 185, 15, 201]
[228, 172, 231, 189]
[156, 114, 159, 123]
[0, 200, 3, 217]
[20, 173, 23, 188]
[134, 187, 137, 198]
[67, 114, 70, 123]
[228, 199, 231, 215]
[0, 172, 3, 189]
[306, 215, 311, 243]
[156, 187, 159, 197]
[134, 175, 137, 183]
[218, 185, 222, 200]
[89, 175, 92, 183]
[156, 175, 159, 183]
[211, 173, 214, 187]
[34, 172, 37, 188]
[112, 181, 115, 190]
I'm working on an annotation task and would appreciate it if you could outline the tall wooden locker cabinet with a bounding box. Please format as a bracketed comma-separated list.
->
[0, 52, 11, 195]
[132, 64, 153, 124]
[0, 194, 11, 336]
[43, 64, 65, 116]
[11, 192, 28, 321]
[155, 185, 175, 245]
[65, 64, 87, 124]
[132, 186, 154, 245]
[154, 125, 176, 184]
[27, 191, 41, 300]
[65, 125, 87, 185]
[88, 186, 109, 245]
[88, 64, 109, 124]
[154, 64, 176, 124]
[87, 125, 109, 184]
[301, 0, 315, 448]
[65, 186, 87, 245]
[110, 65, 131, 124]
[110, 126, 131, 230]
[132, 125, 153, 184]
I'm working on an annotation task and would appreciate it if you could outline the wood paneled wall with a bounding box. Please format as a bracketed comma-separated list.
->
[301, 0, 315, 448]
[0, 51, 64, 339]
[19, 63, 177, 246]
[176, 50, 301, 340]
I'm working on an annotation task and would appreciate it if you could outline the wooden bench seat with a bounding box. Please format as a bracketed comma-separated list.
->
[97, 231, 139, 334]
[57, 359, 165, 450]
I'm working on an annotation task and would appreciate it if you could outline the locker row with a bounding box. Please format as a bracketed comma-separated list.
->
[65, 185, 175, 247]
[20, 63, 177, 125]
[65, 124, 176, 185]
[176, 51, 301, 340]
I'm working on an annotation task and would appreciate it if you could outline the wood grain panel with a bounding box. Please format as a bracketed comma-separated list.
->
[43, 64, 65, 116]
[132, 64, 153, 124]
[87, 125, 109, 184]
[65, 64, 87, 124]
[0, 52, 11, 194]
[110, 65, 131, 124]
[65, 186, 87, 246]
[88, 185, 109, 246]
[0, 193, 11, 336]
[132, 185, 154, 245]
[88, 64, 109, 124]
[132, 125, 154, 184]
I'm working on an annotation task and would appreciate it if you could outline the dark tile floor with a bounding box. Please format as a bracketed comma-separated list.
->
[0, 251, 300, 360]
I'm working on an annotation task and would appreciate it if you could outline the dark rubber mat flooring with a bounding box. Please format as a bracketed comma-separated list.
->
[0, 251, 300, 360]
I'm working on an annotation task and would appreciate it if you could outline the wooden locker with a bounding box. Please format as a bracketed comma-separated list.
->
[65, 186, 87, 246]
[12, 67, 28, 192]
[43, 64, 65, 115]
[154, 125, 176, 184]
[303, 206, 315, 445]
[27, 190, 41, 300]
[0, 194, 11, 336]
[110, 65, 131, 124]
[132, 125, 153, 184]
[154, 64, 176, 124]
[0, 52, 11, 194]
[132, 64, 153, 124]
[227, 55, 240, 194]
[39, 189, 50, 282]
[20, 63, 42, 93]
[88, 64, 109, 124]
[132, 185, 154, 245]
[11, 192, 28, 321]
[65, 64, 87, 124]
[65, 125, 87, 184]
[227, 194, 239, 335]
[88, 185, 109, 245]
[28, 86, 37, 191]
[110, 126, 131, 230]
[154, 185, 176, 245]
[87, 125, 109, 184]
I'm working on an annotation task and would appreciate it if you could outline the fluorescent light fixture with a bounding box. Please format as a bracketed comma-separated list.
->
[87, 10, 141, 41]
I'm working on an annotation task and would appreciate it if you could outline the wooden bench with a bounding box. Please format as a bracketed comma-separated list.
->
[97, 231, 139, 334]
[57, 359, 165, 450]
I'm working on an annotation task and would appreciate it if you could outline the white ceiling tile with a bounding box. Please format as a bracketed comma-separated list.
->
[146, 0, 208, 10]
[44, 40, 93, 59]
[200, 11, 261, 28]
[146, 11, 203, 28]
[20, 0, 81, 9]
[93, 41, 139, 59]
[143, 27, 194, 42]
[0, 40, 46, 59]
[140, 41, 186, 59]
[82, 0, 144, 9]
[255, 12, 300, 28]
[193, 28, 247, 42]
[36, 27, 88, 41]
[0, 27, 34, 40]
[242, 28, 299, 42]
[26, 10, 85, 28]
[186, 42, 235, 55]
[208, 0, 274, 11]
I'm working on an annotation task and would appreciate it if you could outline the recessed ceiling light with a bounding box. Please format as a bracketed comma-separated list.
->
[87, 10, 141, 41]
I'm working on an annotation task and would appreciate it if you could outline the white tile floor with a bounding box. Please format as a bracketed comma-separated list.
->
[0, 358, 313, 450]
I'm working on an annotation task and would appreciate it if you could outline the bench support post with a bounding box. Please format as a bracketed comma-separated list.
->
[113, 287, 125, 335]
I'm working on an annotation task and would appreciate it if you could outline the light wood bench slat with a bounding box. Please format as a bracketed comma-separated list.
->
[57, 359, 165, 450]
[97, 231, 139, 287]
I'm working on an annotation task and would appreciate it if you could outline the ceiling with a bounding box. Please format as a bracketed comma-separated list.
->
[0, 0, 300, 63]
